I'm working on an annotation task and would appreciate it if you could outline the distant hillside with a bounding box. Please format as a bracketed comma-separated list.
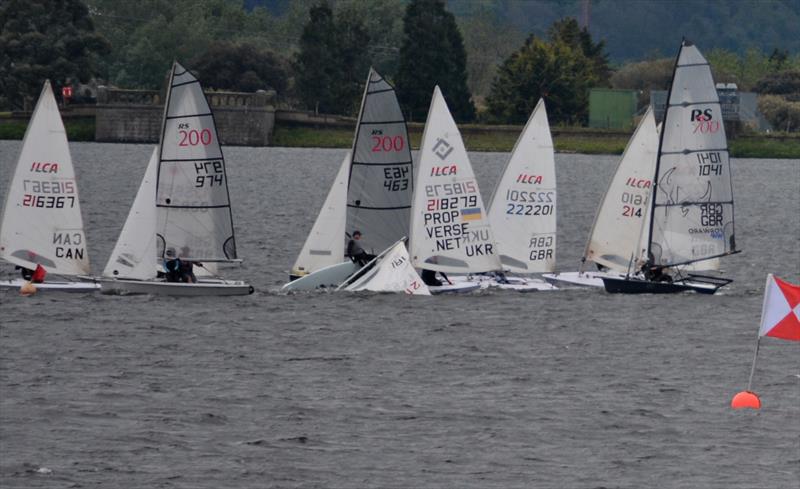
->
[248, 0, 800, 62]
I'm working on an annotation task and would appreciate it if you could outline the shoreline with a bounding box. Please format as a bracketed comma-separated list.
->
[1, 118, 798, 158]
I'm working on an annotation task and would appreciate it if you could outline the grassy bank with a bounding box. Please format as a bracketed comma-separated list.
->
[2, 117, 798, 158]
[272, 124, 799, 158]
[0, 118, 95, 141]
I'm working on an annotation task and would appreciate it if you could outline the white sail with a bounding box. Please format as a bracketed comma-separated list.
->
[156, 61, 238, 262]
[409, 86, 501, 274]
[290, 152, 350, 277]
[341, 240, 430, 295]
[346, 68, 413, 254]
[103, 148, 158, 279]
[0, 80, 90, 276]
[584, 107, 658, 273]
[487, 99, 556, 273]
[649, 41, 737, 267]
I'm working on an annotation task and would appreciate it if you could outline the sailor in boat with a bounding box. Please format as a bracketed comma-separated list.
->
[164, 248, 183, 283]
[15, 264, 46, 283]
[346, 230, 375, 266]
[641, 257, 673, 283]
[178, 246, 198, 283]
[15, 265, 33, 281]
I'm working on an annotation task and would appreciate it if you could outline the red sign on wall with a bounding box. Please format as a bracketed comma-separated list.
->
[62, 86, 73, 98]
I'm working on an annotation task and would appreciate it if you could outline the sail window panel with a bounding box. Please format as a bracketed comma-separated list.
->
[669, 65, 720, 107]
[360, 90, 406, 123]
[650, 202, 734, 265]
[655, 152, 733, 205]
[660, 104, 727, 154]
[167, 83, 213, 118]
[353, 121, 411, 165]
[158, 208, 235, 261]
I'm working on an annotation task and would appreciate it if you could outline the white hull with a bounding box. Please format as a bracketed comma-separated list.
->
[542, 271, 622, 288]
[0, 278, 100, 293]
[451, 274, 557, 292]
[282, 261, 360, 291]
[429, 282, 481, 294]
[100, 278, 253, 296]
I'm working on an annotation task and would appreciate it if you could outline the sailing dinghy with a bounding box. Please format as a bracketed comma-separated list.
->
[100, 62, 252, 296]
[337, 238, 430, 295]
[0, 80, 99, 293]
[474, 98, 557, 291]
[283, 68, 414, 291]
[601, 40, 738, 294]
[402, 86, 506, 294]
[544, 107, 659, 288]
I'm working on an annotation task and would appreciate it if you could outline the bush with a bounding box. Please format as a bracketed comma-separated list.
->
[758, 94, 800, 132]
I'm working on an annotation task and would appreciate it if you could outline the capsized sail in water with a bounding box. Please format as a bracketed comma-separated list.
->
[283, 68, 413, 291]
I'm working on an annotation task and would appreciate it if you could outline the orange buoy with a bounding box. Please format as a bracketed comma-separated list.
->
[731, 390, 761, 409]
[19, 281, 37, 296]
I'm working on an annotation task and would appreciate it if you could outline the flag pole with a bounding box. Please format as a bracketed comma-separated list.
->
[745, 337, 761, 392]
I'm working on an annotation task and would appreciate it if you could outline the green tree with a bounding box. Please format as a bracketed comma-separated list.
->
[485, 34, 596, 125]
[293, 1, 370, 115]
[395, 0, 475, 122]
[190, 42, 289, 93]
[0, 0, 110, 110]
[548, 17, 611, 86]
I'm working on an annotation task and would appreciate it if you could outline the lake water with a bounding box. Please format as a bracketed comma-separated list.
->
[1, 141, 798, 488]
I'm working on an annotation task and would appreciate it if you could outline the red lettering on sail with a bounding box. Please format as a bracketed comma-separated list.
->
[30, 162, 59, 173]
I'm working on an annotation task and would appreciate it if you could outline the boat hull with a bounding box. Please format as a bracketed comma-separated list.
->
[100, 278, 254, 296]
[601, 275, 728, 294]
[0, 278, 100, 293]
[543, 271, 619, 288]
[429, 282, 481, 294]
[282, 261, 360, 291]
[452, 274, 557, 292]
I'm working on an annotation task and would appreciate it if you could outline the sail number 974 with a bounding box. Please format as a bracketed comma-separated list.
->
[195, 160, 224, 187]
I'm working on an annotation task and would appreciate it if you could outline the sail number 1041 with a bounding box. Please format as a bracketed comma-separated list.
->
[696, 151, 723, 176]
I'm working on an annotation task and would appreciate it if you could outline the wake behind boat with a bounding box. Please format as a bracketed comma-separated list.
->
[99, 62, 252, 296]
[0, 80, 99, 293]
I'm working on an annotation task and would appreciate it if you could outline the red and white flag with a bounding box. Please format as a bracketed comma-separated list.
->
[758, 274, 800, 341]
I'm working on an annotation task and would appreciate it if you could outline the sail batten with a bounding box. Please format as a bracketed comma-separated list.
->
[648, 41, 737, 268]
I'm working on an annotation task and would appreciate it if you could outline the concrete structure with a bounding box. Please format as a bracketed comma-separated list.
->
[589, 88, 638, 130]
[95, 87, 276, 146]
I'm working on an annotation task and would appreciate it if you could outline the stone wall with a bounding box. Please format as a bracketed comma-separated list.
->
[95, 87, 275, 146]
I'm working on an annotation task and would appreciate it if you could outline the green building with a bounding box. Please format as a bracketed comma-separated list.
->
[589, 89, 638, 130]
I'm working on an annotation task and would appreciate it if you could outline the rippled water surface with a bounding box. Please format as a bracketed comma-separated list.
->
[1, 141, 798, 488]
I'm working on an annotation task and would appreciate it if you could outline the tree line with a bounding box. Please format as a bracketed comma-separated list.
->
[2, 0, 798, 131]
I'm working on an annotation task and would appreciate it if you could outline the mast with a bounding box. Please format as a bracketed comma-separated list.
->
[646, 40, 682, 268]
